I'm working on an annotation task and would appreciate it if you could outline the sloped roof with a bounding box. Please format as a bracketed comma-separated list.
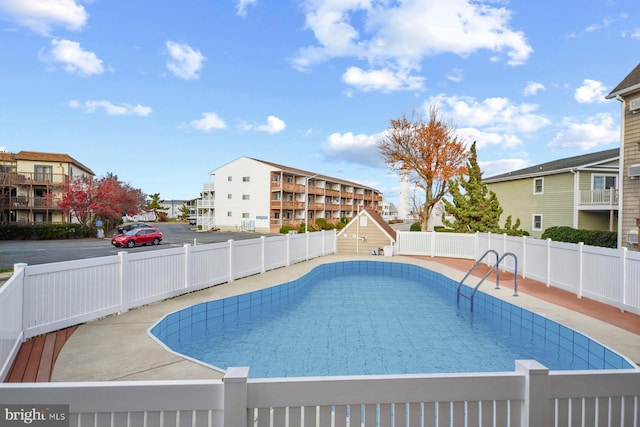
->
[0, 150, 95, 175]
[607, 63, 640, 99]
[363, 207, 397, 241]
[483, 148, 619, 183]
[338, 207, 396, 241]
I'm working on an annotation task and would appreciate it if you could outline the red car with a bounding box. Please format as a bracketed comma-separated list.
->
[111, 227, 163, 248]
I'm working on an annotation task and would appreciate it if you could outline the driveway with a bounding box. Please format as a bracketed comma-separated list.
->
[0, 223, 274, 271]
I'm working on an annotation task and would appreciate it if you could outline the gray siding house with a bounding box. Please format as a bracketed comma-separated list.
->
[606, 63, 640, 249]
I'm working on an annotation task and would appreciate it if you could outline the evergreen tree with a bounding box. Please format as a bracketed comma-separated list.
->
[441, 142, 503, 233]
[147, 193, 169, 221]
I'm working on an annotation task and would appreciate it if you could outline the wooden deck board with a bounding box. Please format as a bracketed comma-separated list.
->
[4, 326, 76, 383]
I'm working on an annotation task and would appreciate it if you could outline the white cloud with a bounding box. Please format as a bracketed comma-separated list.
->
[631, 29, 640, 39]
[165, 41, 206, 80]
[321, 132, 385, 168]
[0, 0, 87, 35]
[236, 0, 257, 17]
[292, 0, 532, 80]
[342, 66, 425, 92]
[458, 127, 523, 150]
[548, 113, 619, 150]
[189, 112, 227, 132]
[523, 81, 545, 96]
[256, 115, 286, 134]
[428, 94, 551, 135]
[574, 79, 608, 104]
[480, 158, 529, 178]
[42, 39, 103, 77]
[69, 100, 152, 116]
[446, 68, 463, 83]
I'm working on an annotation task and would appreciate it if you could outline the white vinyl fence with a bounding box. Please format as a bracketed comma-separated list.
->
[0, 231, 336, 381]
[1, 230, 640, 427]
[397, 231, 640, 315]
[2, 362, 639, 426]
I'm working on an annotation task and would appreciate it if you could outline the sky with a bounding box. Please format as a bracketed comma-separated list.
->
[0, 0, 638, 205]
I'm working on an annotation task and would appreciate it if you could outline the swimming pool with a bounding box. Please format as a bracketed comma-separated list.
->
[150, 261, 635, 377]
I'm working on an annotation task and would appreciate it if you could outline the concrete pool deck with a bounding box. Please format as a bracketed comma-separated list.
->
[51, 255, 640, 382]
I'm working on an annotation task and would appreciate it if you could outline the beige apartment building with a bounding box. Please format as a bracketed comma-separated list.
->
[0, 151, 94, 224]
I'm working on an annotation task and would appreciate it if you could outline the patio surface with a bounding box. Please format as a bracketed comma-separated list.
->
[51, 254, 640, 382]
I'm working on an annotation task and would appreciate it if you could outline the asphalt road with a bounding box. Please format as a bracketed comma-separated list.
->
[0, 223, 275, 271]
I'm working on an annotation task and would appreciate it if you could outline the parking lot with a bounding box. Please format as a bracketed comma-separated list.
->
[0, 223, 274, 271]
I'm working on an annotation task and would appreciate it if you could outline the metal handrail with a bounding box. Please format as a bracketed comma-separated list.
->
[457, 250, 519, 312]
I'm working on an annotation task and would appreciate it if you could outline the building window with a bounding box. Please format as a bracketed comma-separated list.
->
[274, 212, 280, 219]
[532, 214, 543, 231]
[34, 165, 53, 182]
[242, 212, 250, 218]
[227, 194, 232, 199]
[228, 176, 232, 181]
[592, 175, 617, 190]
[242, 176, 250, 182]
[286, 176, 293, 183]
[533, 178, 544, 194]
[273, 192, 281, 200]
[227, 211, 232, 217]
[242, 194, 250, 200]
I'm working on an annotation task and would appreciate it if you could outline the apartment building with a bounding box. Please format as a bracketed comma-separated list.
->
[0, 151, 94, 223]
[196, 157, 383, 233]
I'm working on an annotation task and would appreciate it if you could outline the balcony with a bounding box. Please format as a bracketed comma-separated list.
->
[201, 183, 215, 193]
[578, 189, 619, 210]
[1, 172, 69, 187]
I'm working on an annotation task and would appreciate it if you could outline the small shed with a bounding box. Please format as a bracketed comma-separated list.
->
[336, 208, 397, 255]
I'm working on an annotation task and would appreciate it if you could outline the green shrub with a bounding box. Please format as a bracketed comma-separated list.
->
[541, 226, 616, 248]
[336, 221, 346, 230]
[315, 218, 327, 229]
[0, 223, 95, 240]
[279, 225, 293, 234]
[410, 222, 422, 232]
[433, 226, 456, 232]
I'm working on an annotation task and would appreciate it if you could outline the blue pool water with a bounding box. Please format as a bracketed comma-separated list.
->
[150, 261, 634, 377]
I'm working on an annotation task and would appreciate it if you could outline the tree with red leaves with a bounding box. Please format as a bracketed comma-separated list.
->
[59, 174, 146, 230]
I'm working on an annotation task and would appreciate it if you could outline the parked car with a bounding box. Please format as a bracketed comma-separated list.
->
[111, 227, 163, 248]
[115, 222, 152, 235]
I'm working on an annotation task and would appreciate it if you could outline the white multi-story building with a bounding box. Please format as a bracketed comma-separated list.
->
[196, 157, 383, 233]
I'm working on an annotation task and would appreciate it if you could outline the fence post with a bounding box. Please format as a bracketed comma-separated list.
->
[224, 366, 250, 427]
[516, 360, 550, 427]
[621, 246, 628, 310]
[118, 251, 129, 313]
[184, 244, 191, 290]
[321, 230, 325, 255]
[430, 231, 435, 257]
[286, 234, 291, 266]
[260, 236, 266, 273]
[521, 236, 527, 279]
[577, 242, 584, 299]
[228, 240, 234, 283]
[546, 239, 551, 287]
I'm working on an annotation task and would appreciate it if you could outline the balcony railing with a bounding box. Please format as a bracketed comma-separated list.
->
[578, 189, 619, 207]
[1, 172, 69, 186]
[1, 196, 60, 209]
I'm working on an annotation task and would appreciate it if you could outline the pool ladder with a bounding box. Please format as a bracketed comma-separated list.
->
[456, 250, 519, 312]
